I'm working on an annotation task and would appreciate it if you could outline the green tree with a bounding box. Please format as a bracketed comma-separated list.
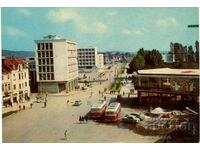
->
[188, 45, 195, 62]
[129, 54, 145, 71]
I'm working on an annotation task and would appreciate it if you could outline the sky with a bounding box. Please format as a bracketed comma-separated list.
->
[1, 7, 199, 53]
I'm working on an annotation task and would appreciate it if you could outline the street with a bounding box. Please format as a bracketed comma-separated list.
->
[3, 64, 161, 143]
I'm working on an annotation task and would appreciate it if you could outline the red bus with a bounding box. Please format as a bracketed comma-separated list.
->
[105, 102, 121, 122]
[90, 100, 107, 118]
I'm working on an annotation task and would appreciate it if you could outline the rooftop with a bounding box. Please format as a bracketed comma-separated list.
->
[138, 68, 199, 76]
[2, 58, 25, 74]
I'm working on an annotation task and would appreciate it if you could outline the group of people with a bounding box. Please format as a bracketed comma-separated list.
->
[79, 116, 88, 123]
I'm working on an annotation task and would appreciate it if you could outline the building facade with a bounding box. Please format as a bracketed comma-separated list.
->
[26, 57, 38, 93]
[97, 53, 104, 68]
[133, 68, 199, 108]
[77, 47, 98, 70]
[35, 35, 78, 93]
[2, 58, 30, 106]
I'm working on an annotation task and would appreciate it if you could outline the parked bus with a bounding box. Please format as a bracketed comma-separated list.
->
[90, 100, 107, 118]
[105, 102, 121, 122]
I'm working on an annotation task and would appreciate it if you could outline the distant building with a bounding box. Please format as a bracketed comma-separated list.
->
[161, 52, 173, 63]
[98, 52, 109, 65]
[35, 35, 78, 93]
[97, 53, 104, 68]
[77, 47, 98, 71]
[26, 57, 38, 93]
[134, 68, 199, 107]
[2, 58, 30, 106]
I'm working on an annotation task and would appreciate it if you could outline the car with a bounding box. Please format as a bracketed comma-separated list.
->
[122, 114, 140, 123]
[73, 100, 82, 106]
[130, 113, 144, 121]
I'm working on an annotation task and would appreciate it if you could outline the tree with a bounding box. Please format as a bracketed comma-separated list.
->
[188, 45, 195, 62]
[129, 54, 145, 71]
[195, 41, 199, 63]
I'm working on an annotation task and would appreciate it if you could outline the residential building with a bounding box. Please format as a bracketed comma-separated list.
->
[133, 68, 199, 108]
[98, 52, 109, 65]
[26, 57, 38, 93]
[2, 58, 30, 106]
[77, 47, 98, 71]
[35, 35, 78, 93]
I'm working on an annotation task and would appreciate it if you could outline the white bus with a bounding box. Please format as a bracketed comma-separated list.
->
[105, 102, 121, 121]
[90, 100, 107, 118]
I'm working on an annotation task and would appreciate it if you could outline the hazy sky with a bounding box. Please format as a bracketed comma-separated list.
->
[1, 7, 199, 52]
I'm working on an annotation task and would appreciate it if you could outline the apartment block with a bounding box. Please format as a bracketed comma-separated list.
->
[35, 35, 78, 93]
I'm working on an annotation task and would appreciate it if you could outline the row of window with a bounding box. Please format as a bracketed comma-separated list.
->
[78, 49, 95, 51]
[78, 62, 95, 65]
[38, 51, 53, 58]
[78, 52, 95, 55]
[39, 73, 54, 80]
[38, 66, 54, 73]
[38, 58, 54, 65]
[37, 43, 53, 50]
[2, 82, 28, 92]
[29, 64, 36, 69]
[78, 59, 95, 62]
[78, 56, 95, 58]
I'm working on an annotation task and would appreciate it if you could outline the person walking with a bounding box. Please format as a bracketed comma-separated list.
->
[79, 116, 82, 123]
[44, 101, 47, 108]
[19, 105, 21, 111]
[85, 116, 88, 123]
[30, 103, 33, 109]
[64, 129, 67, 140]
[81, 116, 85, 123]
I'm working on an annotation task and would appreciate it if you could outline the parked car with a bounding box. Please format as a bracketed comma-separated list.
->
[122, 114, 140, 124]
[130, 113, 144, 121]
[73, 100, 82, 106]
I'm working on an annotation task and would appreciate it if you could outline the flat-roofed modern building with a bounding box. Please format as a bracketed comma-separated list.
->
[97, 53, 104, 68]
[35, 35, 78, 93]
[77, 47, 98, 70]
[133, 68, 199, 108]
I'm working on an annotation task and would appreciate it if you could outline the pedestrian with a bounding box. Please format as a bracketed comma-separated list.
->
[64, 129, 67, 140]
[19, 105, 21, 111]
[23, 105, 25, 110]
[44, 101, 47, 108]
[79, 116, 82, 123]
[85, 116, 88, 123]
[30, 103, 33, 109]
[81, 116, 85, 123]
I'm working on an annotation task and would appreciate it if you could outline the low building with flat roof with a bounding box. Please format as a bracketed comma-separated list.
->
[133, 68, 199, 108]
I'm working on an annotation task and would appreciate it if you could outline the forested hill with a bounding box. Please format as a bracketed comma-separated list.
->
[2, 50, 35, 58]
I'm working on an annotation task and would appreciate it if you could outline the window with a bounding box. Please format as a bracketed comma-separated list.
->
[8, 75, 9, 79]
[43, 74, 46, 80]
[42, 66, 46, 72]
[42, 51, 45, 57]
[25, 82, 27, 87]
[51, 73, 54, 80]
[39, 59, 41, 65]
[46, 59, 49, 64]
[50, 58, 53, 64]
[8, 84, 10, 90]
[47, 66, 50, 72]
[42, 43, 45, 50]
[19, 84, 21, 89]
[37, 43, 40, 50]
[24, 72, 26, 78]
[13, 74, 15, 77]
[39, 74, 42, 80]
[22, 73, 23, 79]
[38, 51, 41, 57]
[13, 84, 16, 90]
[39, 66, 42, 72]
[42, 59, 45, 64]
[2, 85, 4, 92]
[50, 43, 53, 49]
[51, 66, 54, 72]
[45, 43, 49, 49]
[19, 73, 21, 80]
[46, 51, 49, 57]
[50, 51, 53, 57]
[47, 73, 50, 80]
[2, 75, 3, 80]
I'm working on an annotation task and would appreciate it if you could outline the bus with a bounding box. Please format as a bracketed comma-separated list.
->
[105, 102, 121, 122]
[90, 100, 107, 118]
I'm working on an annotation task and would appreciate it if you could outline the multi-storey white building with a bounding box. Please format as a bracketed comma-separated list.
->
[97, 53, 104, 68]
[35, 35, 78, 93]
[77, 47, 98, 71]
[2, 58, 30, 106]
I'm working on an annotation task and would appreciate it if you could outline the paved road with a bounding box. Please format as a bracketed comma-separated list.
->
[3, 64, 162, 143]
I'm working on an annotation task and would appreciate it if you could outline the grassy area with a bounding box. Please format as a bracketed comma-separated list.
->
[110, 78, 123, 92]
[119, 64, 126, 75]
